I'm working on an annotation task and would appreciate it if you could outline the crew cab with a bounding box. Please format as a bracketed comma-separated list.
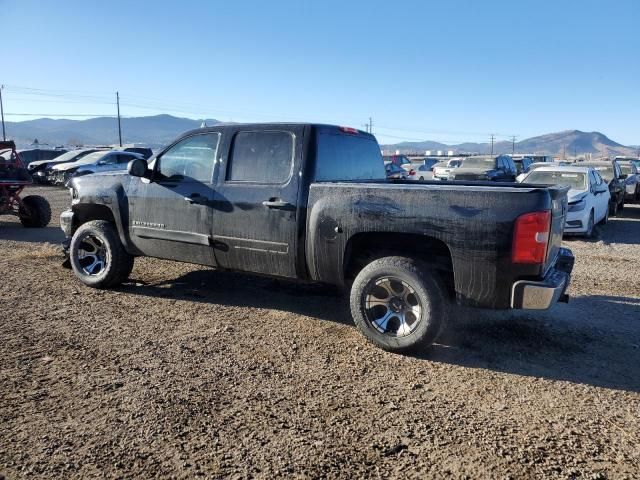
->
[60, 124, 573, 353]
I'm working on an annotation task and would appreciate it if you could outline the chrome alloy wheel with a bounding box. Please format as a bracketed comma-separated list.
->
[364, 276, 423, 337]
[76, 234, 108, 276]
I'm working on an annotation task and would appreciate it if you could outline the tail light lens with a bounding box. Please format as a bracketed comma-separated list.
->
[512, 211, 551, 264]
[408, 169, 416, 176]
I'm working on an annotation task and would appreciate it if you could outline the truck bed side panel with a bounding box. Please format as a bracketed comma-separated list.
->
[307, 182, 555, 309]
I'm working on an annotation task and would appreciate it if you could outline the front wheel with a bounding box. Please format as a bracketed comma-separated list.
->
[598, 206, 609, 225]
[69, 220, 134, 288]
[19, 195, 52, 228]
[584, 211, 594, 238]
[350, 256, 447, 353]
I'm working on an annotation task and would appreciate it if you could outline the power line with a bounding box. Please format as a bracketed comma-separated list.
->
[0, 85, 6, 141]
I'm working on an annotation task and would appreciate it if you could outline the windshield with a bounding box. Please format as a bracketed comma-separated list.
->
[524, 171, 587, 190]
[71, 151, 110, 165]
[48, 149, 95, 163]
[619, 163, 635, 175]
[460, 157, 496, 168]
[584, 165, 614, 182]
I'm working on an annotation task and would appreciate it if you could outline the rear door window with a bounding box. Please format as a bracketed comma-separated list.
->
[226, 131, 294, 183]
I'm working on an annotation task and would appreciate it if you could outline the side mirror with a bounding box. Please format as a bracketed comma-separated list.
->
[128, 158, 148, 178]
[97, 160, 106, 165]
[619, 173, 628, 180]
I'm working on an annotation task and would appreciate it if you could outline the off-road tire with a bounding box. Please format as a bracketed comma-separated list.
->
[350, 256, 447, 353]
[69, 220, 134, 288]
[19, 195, 52, 228]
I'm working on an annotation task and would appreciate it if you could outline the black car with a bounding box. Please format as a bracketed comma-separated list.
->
[60, 123, 573, 353]
[115, 146, 153, 160]
[581, 160, 626, 215]
[384, 162, 408, 179]
[450, 155, 517, 181]
[513, 156, 534, 175]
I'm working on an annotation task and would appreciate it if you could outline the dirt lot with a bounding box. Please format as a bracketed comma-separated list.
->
[1, 186, 639, 479]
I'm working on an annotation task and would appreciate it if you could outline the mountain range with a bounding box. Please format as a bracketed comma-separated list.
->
[3, 114, 637, 157]
[4, 114, 221, 148]
[382, 130, 638, 157]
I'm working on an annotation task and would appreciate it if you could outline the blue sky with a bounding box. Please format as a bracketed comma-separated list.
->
[2, 0, 639, 145]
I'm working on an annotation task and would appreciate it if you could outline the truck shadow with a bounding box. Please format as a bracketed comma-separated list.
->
[422, 295, 640, 393]
[119, 269, 640, 393]
[0, 221, 65, 243]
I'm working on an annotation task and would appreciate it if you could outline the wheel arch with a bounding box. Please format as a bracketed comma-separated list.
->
[343, 232, 455, 299]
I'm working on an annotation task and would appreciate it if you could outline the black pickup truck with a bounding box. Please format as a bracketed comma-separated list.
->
[60, 124, 573, 353]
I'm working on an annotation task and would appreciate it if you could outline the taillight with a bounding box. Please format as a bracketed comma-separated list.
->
[339, 126, 359, 135]
[512, 211, 551, 264]
[408, 169, 415, 176]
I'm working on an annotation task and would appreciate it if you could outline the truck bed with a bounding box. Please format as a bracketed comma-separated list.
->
[306, 179, 568, 309]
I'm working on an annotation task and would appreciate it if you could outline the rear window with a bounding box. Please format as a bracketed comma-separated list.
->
[316, 133, 385, 181]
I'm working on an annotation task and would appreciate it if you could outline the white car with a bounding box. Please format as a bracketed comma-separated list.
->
[407, 163, 434, 181]
[432, 159, 462, 181]
[521, 166, 610, 237]
[50, 150, 144, 185]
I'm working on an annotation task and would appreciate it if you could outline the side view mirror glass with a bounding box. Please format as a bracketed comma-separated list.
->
[128, 158, 148, 178]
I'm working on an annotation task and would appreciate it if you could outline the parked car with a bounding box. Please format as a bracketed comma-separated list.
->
[113, 146, 153, 160]
[581, 160, 626, 215]
[449, 155, 517, 181]
[61, 123, 574, 353]
[383, 154, 413, 172]
[615, 160, 640, 202]
[28, 148, 104, 184]
[385, 162, 409, 179]
[512, 156, 534, 176]
[521, 166, 609, 237]
[408, 163, 434, 181]
[432, 159, 462, 180]
[16, 148, 67, 167]
[50, 150, 144, 185]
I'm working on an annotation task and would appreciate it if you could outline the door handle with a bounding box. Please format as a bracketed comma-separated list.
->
[262, 198, 293, 209]
[185, 194, 206, 204]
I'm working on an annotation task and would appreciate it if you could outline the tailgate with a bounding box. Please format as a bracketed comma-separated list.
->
[545, 185, 569, 271]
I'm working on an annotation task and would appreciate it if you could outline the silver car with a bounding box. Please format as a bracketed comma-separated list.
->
[50, 150, 144, 185]
[617, 160, 640, 202]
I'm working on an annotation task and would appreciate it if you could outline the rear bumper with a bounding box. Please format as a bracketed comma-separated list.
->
[510, 247, 574, 310]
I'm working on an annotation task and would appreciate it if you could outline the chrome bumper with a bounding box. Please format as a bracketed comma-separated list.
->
[60, 209, 75, 237]
[511, 248, 574, 310]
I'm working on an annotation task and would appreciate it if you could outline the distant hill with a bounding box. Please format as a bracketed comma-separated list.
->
[382, 130, 637, 157]
[4, 114, 221, 148]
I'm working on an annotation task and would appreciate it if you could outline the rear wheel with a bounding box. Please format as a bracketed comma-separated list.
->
[419, 176, 424, 181]
[610, 200, 618, 217]
[69, 220, 134, 288]
[350, 256, 447, 353]
[19, 195, 52, 228]
[619, 197, 625, 211]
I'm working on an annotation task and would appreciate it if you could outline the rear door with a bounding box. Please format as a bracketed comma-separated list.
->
[128, 131, 221, 265]
[211, 125, 304, 278]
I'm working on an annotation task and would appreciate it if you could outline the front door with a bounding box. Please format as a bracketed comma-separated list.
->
[211, 125, 304, 278]
[127, 132, 221, 265]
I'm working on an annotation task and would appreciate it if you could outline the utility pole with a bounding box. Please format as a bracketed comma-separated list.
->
[363, 117, 373, 134]
[562, 144, 566, 159]
[489, 134, 495, 156]
[510, 135, 517, 154]
[0, 84, 6, 141]
[116, 91, 122, 147]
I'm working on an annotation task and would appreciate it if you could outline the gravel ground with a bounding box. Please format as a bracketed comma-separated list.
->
[1, 186, 639, 479]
